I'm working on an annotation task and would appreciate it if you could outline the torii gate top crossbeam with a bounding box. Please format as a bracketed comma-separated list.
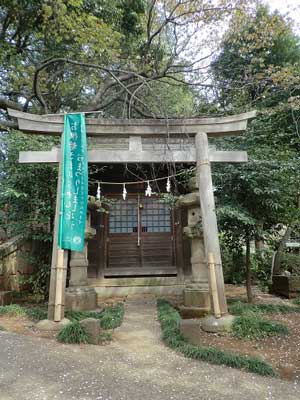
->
[8, 109, 256, 137]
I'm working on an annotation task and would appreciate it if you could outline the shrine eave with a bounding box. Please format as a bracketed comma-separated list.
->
[7, 109, 256, 137]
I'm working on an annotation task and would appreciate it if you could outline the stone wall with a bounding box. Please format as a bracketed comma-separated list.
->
[0, 235, 34, 291]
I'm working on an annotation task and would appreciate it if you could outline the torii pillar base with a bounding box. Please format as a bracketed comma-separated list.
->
[65, 248, 97, 311]
[65, 286, 97, 312]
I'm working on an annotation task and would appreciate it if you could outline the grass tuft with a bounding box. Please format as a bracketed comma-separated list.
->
[99, 304, 124, 329]
[99, 331, 112, 343]
[57, 321, 91, 344]
[229, 301, 300, 315]
[0, 304, 26, 317]
[0, 303, 124, 330]
[65, 303, 124, 330]
[24, 307, 47, 321]
[157, 299, 276, 377]
[232, 311, 289, 340]
[65, 310, 103, 322]
[292, 297, 300, 306]
[0, 304, 47, 321]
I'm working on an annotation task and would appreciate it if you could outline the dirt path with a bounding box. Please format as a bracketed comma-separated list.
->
[0, 296, 299, 400]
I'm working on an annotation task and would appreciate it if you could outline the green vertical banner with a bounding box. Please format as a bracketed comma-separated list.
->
[58, 114, 88, 251]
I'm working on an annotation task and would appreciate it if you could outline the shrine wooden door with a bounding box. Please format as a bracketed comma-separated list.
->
[105, 194, 176, 276]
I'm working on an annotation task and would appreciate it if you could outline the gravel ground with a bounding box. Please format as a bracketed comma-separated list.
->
[0, 296, 299, 400]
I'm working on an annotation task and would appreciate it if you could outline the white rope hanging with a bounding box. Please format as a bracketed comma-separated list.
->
[89, 168, 193, 186]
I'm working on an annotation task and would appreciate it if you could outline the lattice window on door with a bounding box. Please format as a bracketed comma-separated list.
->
[109, 199, 138, 233]
[141, 197, 171, 233]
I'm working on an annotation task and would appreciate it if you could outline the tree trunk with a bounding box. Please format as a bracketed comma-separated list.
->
[273, 226, 292, 275]
[245, 236, 253, 303]
[255, 221, 264, 251]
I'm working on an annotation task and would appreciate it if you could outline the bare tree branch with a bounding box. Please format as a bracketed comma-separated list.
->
[0, 97, 23, 112]
[0, 119, 18, 130]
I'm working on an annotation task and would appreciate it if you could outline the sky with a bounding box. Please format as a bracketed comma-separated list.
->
[265, 0, 300, 32]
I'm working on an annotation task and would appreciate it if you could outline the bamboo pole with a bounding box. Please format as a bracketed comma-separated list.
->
[47, 147, 63, 320]
[48, 133, 68, 321]
[54, 249, 65, 321]
[208, 253, 221, 318]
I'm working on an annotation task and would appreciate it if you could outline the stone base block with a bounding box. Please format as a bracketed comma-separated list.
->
[0, 291, 13, 305]
[201, 314, 235, 333]
[183, 288, 211, 309]
[179, 319, 202, 344]
[179, 306, 208, 319]
[36, 318, 71, 332]
[65, 286, 97, 311]
[79, 318, 101, 345]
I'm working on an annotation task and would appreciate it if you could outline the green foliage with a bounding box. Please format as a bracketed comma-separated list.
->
[210, 3, 300, 287]
[24, 307, 47, 322]
[158, 193, 179, 208]
[65, 310, 103, 321]
[99, 331, 112, 343]
[20, 258, 51, 300]
[280, 253, 300, 274]
[221, 245, 245, 284]
[229, 300, 300, 315]
[99, 303, 124, 329]
[250, 250, 273, 288]
[157, 299, 275, 377]
[0, 304, 47, 320]
[65, 303, 124, 329]
[292, 297, 300, 305]
[0, 131, 58, 239]
[57, 321, 91, 344]
[232, 311, 289, 340]
[0, 325, 6, 331]
[221, 240, 273, 286]
[0, 304, 26, 317]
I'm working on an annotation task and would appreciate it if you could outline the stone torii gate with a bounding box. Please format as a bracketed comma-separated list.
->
[8, 108, 256, 322]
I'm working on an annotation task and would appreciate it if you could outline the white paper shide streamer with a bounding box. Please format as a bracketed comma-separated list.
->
[145, 181, 152, 197]
[96, 182, 101, 200]
[122, 183, 127, 200]
[166, 177, 171, 193]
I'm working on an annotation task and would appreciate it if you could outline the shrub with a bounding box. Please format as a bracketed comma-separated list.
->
[232, 311, 289, 340]
[57, 321, 90, 344]
[157, 299, 275, 377]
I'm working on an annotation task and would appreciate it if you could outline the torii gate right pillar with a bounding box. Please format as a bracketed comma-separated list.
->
[195, 131, 228, 315]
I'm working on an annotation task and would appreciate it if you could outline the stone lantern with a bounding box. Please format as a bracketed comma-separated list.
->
[65, 196, 101, 311]
[177, 177, 211, 317]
